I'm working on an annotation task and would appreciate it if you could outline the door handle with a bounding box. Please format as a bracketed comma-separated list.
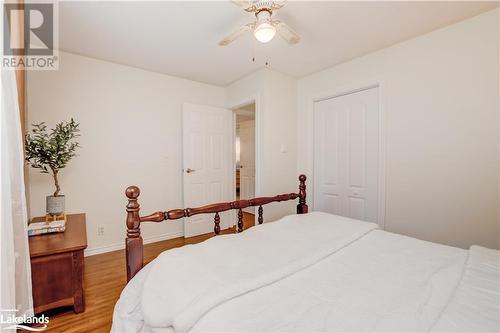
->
[186, 168, 195, 173]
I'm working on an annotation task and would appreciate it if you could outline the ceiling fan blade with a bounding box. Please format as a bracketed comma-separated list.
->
[218, 23, 254, 46]
[274, 21, 300, 44]
[271, 0, 287, 10]
[230, 0, 257, 12]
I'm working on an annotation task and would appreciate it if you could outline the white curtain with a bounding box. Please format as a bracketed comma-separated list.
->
[0, 43, 34, 333]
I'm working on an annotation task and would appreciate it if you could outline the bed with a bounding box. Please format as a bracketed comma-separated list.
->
[112, 175, 500, 333]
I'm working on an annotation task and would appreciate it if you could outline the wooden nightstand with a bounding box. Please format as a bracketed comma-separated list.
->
[29, 213, 88, 314]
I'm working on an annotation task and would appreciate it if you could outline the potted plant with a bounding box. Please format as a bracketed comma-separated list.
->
[25, 119, 80, 216]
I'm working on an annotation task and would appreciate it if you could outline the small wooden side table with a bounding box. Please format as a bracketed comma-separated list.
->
[29, 213, 88, 314]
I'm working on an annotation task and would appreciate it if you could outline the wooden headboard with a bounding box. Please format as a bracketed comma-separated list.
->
[124, 175, 308, 282]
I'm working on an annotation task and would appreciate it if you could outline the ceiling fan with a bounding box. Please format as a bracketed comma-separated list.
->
[219, 0, 300, 46]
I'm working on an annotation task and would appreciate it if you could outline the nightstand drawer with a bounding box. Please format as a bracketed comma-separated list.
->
[31, 252, 75, 312]
[29, 214, 87, 314]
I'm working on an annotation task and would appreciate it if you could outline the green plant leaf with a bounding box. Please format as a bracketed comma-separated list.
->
[25, 119, 81, 193]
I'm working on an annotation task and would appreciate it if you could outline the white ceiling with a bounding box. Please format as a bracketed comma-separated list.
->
[59, 1, 497, 86]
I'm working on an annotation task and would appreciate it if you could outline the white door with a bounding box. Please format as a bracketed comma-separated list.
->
[183, 103, 233, 237]
[239, 120, 255, 213]
[313, 87, 380, 224]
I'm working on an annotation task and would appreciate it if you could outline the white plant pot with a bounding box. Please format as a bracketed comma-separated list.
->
[46, 195, 65, 215]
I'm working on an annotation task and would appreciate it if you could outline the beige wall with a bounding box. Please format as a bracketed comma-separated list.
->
[27, 51, 225, 254]
[27, 54, 298, 254]
[28, 9, 500, 254]
[226, 69, 298, 221]
[297, 9, 500, 249]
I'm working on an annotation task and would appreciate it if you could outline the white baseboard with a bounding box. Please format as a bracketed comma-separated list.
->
[84, 230, 184, 257]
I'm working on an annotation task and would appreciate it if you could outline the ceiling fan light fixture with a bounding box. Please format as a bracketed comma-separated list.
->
[218, 1, 300, 47]
[254, 22, 276, 43]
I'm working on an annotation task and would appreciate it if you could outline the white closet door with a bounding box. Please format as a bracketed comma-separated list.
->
[314, 87, 380, 224]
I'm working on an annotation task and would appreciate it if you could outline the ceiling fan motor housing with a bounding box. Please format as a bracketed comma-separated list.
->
[254, 1, 275, 10]
[256, 9, 272, 22]
[245, 0, 284, 13]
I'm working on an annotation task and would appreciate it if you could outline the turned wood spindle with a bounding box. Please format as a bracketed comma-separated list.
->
[214, 212, 221, 235]
[258, 205, 263, 224]
[297, 174, 309, 214]
[237, 209, 243, 232]
[125, 186, 143, 282]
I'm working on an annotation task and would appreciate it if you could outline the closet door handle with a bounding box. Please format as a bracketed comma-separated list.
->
[186, 168, 196, 174]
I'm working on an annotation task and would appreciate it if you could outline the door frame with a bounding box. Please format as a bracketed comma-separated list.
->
[237, 119, 256, 214]
[229, 94, 261, 221]
[309, 83, 386, 229]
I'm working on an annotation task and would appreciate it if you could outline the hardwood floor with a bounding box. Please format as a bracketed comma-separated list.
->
[40, 213, 255, 332]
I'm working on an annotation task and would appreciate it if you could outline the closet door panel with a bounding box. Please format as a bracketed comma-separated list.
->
[314, 87, 380, 224]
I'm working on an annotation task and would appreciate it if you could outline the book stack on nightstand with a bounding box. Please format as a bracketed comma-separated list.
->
[28, 214, 66, 236]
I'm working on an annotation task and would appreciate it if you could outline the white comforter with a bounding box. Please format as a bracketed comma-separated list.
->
[112, 212, 500, 333]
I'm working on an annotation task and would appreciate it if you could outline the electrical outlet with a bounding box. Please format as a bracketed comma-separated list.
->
[98, 225, 105, 236]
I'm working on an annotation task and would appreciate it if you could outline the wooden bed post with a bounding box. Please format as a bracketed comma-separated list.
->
[125, 186, 143, 282]
[297, 174, 308, 214]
